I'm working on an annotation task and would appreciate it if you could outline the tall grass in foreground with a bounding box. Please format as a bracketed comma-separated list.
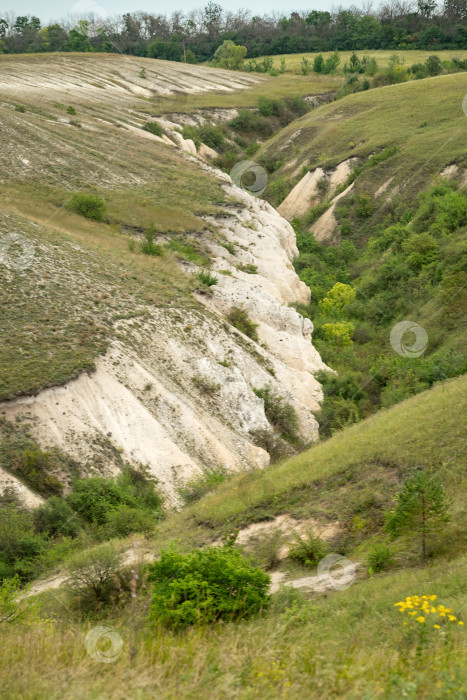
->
[1, 556, 465, 699]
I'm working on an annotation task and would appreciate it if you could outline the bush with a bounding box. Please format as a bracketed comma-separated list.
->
[143, 121, 163, 137]
[34, 496, 81, 538]
[288, 530, 328, 567]
[140, 231, 163, 256]
[227, 306, 259, 341]
[229, 110, 274, 136]
[67, 193, 106, 221]
[198, 270, 218, 287]
[253, 385, 299, 443]
[102, 504, 155, 538]
[67, 542, 120, 606]
[367, 542, 394, 572]
[0, 506, 46, 581]
[148, 545, 270, 628]
[66, 467, 163, 529]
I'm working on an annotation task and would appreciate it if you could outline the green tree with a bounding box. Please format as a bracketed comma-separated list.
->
[313, 54, 325, 73]
[319, 282, 356, 316]
[211, 40, 247, 70]
[385, 471, 451, 563]
[322, 321, 355, 346]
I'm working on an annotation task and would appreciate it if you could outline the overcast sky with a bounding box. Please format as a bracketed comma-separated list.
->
[1, 1, 358, 24]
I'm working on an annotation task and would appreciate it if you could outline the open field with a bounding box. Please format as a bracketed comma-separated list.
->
[256, 49, 467, 73]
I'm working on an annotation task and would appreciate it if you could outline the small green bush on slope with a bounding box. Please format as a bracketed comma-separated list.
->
[148, 545, 270, 628]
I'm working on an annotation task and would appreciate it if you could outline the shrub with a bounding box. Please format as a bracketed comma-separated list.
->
[14, 104, 26, 113]
[0, 506, 46, 581]
[148, 545, 270, 628]
[34, 497, 81, 538]
[66, 467, 163, 529]
[367, 542, 394, 572]
[246, 528, 284, 570]
[140, 231, 162, 256]
[67, 542, 120, 606]
[178, 467, 227, 504]
[67, 193, 106, 221]
[103, 504, 155, 538]
[227, 306, 259, 341]
[253, 385, 299, 443]
[1, 443, 64, 497]
[425, 55, 443, 76]
[143, 121, 163, 137]
[288, 530, 328, 567]
[66, 106, 76, 115]
[228, 110, 274, 136]
[355, 194, 373, 219]
[198, 270, 218, 287]
[248, 428, 289, 462]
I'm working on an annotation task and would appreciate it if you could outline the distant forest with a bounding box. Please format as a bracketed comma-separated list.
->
[0, 2, 466, 61]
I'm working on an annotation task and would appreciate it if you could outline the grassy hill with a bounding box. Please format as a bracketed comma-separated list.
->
[1, 376, 466, 699]
[0, 53, 466, 700]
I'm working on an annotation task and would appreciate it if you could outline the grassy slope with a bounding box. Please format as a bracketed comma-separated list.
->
[262, 72, 467, 203]
[151, 374, 467, 552]
[1, 377, 466, 699]
[0, 57, 234, 400]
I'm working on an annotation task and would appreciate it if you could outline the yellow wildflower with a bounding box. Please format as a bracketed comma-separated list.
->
[416, 616, 425, 623]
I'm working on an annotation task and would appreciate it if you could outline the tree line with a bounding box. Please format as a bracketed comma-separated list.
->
[0, 2, 466, 62]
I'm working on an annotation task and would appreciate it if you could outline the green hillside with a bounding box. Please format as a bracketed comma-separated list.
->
[0, 53, 466, 700]
[1, 376, 466, 699]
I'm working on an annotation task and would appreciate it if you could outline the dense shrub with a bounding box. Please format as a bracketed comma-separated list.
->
[67, 193, 106, 221]
[67, 542, 120, 607]
[0, 507, 45, 581]
[34, 497, 82, 538]
[66, 467, 163, 531]
[148, 545, 270, 628]
[229, 110, 274, 136]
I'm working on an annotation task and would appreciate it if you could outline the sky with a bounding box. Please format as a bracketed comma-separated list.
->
[1, 0, 358, 24]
